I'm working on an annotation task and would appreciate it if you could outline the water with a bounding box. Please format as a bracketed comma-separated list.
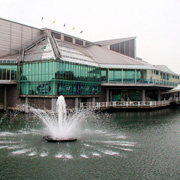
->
[0, 107, 180, 179]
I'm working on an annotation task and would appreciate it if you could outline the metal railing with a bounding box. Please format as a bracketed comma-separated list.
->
[80, 100, 171, 110]
[101, 78, 179, 87]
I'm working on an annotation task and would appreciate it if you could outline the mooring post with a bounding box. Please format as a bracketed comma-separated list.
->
[75, 97, 78, 111]
[25, 97, 28, 113]
[51, 98, 56, 112]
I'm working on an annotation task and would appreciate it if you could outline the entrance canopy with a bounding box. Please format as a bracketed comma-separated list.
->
[162, 84, 180, 94]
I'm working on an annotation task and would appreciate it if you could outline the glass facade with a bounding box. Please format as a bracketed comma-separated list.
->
[109, 70, 122, 82]
[112, 90, 142, 101]
[123, 70, 135, 83]
[19, 60, 101, 96]
[106, 69, 144, 83]
[101, 69, 107, 82]
[102, 69, 179, 86]
[0, 62, 17, 80]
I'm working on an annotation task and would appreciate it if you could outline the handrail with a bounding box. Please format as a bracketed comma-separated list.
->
[101, 78, 179, 87]
[80, 100, 172, 109]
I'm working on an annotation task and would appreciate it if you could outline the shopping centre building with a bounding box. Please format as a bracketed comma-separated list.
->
[0, 18, 180, 111]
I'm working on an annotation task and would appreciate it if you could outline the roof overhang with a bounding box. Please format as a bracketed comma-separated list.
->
[100, 64, 154, 69]
[161, 84, 180, 94]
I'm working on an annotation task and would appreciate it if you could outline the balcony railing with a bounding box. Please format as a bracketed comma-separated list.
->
[101, 78, 178, 87]
[80, 100, 171, 110]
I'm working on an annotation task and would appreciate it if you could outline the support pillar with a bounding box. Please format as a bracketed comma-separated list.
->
[25, 97, 28, 113]
[3, 86, 7, 111]
[75, 97, 78, 111]
[106, 88, 109, 102]
[110, 90, 112, 101]
[92, 97, 95, 103]
[158, 90, 161, 101]
[51, 98, 56, 112]
[142, 89, 145, 101]
[107, 69, 109, 83]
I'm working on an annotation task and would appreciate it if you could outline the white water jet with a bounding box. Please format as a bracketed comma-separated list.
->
[31, 96, 86, 141]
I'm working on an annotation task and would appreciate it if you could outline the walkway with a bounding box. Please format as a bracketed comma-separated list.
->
[80, 98, 180, 110]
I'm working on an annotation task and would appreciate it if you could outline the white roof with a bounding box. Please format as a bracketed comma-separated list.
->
[100, 64, 153, 69]
[24, 38, 56, 61]
[55, 40, 99, 67]
[154, 65, 178, 75]
[162, 84, 180, 94]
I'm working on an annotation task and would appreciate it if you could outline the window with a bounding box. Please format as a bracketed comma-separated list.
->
[156, 71, 159, 75]
[64, 36, 73, 42]
[51, 32, 61, 39]
[110, 44, 115, 51]
[75, 39, 83, 46]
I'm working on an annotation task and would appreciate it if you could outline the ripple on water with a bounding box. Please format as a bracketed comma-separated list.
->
[119, 148, 133, 152]
[0, 132, 16, 137]
[0, 129, 136, 160]
[103, 150, 119, 156]
[92, 152, 101, 157]
[55, 153, 73, 159]
[27, 152, 37, 156]
[39, 152, 48, 157]
[64, 154, 73, 159]
[11, 148, 32, 155]
[80, 154, 88, 158]
[0, 140, 22, 144]
[101, 140, 136, 147]
[7, 145, 25, 149]
[83, 144, 93, 147]
[0, 145, 8, 149]
[55, 153, 63, 158]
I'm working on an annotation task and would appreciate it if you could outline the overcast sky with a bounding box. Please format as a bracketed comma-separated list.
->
[0, 0, 180, 74]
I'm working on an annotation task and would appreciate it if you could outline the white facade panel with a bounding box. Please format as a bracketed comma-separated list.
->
[0, 18, 43, 58]
[11, 42, 21, 50]
[0, 34, 11, 41]
[0, 40, 10, 47]
[11, 24, 22, 31]
[11, 36, 22, 43]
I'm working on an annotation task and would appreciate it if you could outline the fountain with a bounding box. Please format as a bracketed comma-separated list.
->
[0, 99, 137, 163]
[31, 96, 82, 142]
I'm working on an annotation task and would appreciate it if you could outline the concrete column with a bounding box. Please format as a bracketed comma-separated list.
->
[75, 97, 78, 111]
[122, 69, 123, 84]
[25, 97, 28, 113]
[92, 97, 95, 103]
[110, 90, 112, 101]
[106, 88, 109, 102]
[73, 38, 76, 44]
[158, 90, 161, 101]
[61, 34, 64, 41]
[142, 89, 145, 101]
[51, 98, 56, 112]
[107, 69, 109, 83]
[153, 70, 155, 84]
[3, 86, 7, 111]
[83, 41, 86, 47]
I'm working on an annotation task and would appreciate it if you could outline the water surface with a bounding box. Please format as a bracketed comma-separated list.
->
[0, 107, 180, 179]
